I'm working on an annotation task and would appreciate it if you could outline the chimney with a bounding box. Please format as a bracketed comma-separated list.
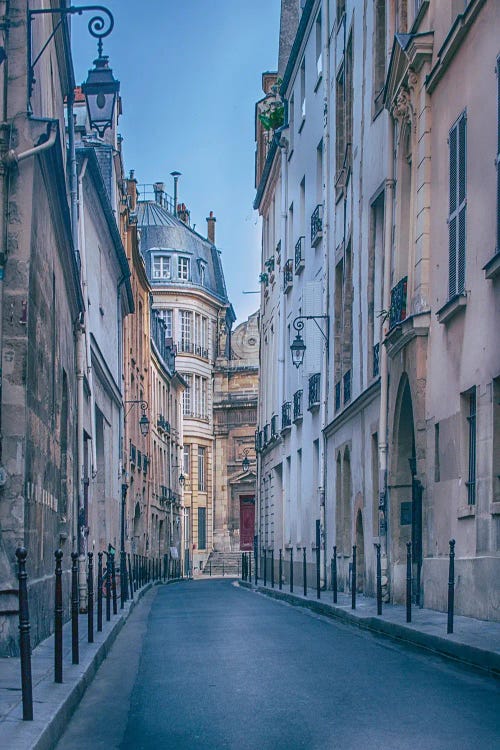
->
[170, 171, 181, 215]
[177, 203, 190, 225]
[206, 211, 216, 244]
[153, 181, 164, 206]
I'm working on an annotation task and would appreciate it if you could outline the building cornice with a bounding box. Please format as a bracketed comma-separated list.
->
[324, 379, 381, 438]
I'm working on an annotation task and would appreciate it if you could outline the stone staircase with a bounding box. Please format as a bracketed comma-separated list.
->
[201, 550, 243, 577]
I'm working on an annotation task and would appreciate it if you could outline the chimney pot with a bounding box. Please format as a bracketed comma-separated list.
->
[206, 211, 216, 244]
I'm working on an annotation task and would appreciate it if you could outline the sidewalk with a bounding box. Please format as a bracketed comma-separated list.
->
[239, 579, 500, 677]
[0, 578, 183, 750]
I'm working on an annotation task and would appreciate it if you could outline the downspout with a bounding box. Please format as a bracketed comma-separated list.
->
[320, 0, 331, 588]
[67, 91, 89, 610]
[378, 114, 395, 602]
[279, 132, 288, 554]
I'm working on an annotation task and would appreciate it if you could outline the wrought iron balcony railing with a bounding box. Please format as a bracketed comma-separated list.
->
[294, 236, 305, 273]
[271, 414, 279, 439]
[311, 204, 323, 247]
[308, 373, 321, 409]
[293, 389, 303, 421]
[389, 276, 408, 329]
[283, 259, 293, 292]
[281, 401, 292, 431]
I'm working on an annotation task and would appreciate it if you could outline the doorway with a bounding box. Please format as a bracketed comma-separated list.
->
[239, 496, 255, 551]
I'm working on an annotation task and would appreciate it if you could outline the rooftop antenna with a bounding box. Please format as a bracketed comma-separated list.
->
[170, 171, 181, 215]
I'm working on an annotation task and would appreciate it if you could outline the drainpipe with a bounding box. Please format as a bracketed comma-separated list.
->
[279, 132, 288, 554]
[320, 0, 331, 588]
[2, 120, 58, 167]
[378, 114, 395, 602]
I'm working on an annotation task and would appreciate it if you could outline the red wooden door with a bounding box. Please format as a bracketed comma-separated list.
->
[239, 496, 255, 551]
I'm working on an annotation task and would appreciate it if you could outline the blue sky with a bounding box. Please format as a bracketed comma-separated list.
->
[71, 0, 281, 324]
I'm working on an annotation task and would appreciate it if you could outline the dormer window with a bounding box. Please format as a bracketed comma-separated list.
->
[152, 254, 171, 280]
[197, 258, 207, 286]
[178, 256, 190, 280]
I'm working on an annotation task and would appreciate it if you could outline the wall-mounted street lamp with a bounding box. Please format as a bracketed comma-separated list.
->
[242, 448, 251, 473]
[28, 5, 118, 137]
[290, 315, 329, 368]
[125, 400, 150, 437]
[179, 473, 185, 488]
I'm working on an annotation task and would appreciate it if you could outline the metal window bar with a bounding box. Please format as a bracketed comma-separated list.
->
[283, 259, 294, 291]
[335, 381, 341, 412]
[373, 342, 380, 377]
[466, 389, 476, 505]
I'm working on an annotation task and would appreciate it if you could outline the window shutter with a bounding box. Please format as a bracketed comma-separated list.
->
[448, 112, 466, 297]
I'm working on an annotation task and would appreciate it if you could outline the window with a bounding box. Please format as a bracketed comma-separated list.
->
[337, 0, 346, 24]
[198, 507, 207, 550]
[289, 94, 295, 153]
[178, 256, 190, 280]
[466, 388, 477, 505]
[497, 58, 500, 254]
[345, 32, 353, 170]
[493, 378, 500, 503]
[183, 444, 190, 475]
[152, 254, 171, 279]
[373, 0, 386, 115]
[182, 373, 192, 415]
[300, 58, 306, 121]
[335, 68, 345, 185]
[156, 308, 173, 339]
[315, 12, 322, 81]
[448, 112, 467, 298]
[179, 310, 192, 351]
[200, 264, 205, 286]
[198, 447, 206, 491]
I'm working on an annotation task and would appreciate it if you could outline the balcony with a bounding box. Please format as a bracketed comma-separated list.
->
[293, 389, 303, 422]
[271, 414, 279, 440]
[281, 401, 292, 431]
[308, 373, 321, 410]
[373, 342, 380, 378]
[343, 369, 351, 405]
[283, 259, 293, 292]
[389, 276, 408, 330]
[263, 423, 270, 445]
[335, 381, 341, 412]
[311, 204, 323, 247]
[294, 236, 305, 273]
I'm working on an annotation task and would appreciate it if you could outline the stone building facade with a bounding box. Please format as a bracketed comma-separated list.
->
[255, 0, 500, 618]
[213, 312, 259, 552]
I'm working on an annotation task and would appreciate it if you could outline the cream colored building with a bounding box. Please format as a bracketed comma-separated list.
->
[137, 191, 234, 574]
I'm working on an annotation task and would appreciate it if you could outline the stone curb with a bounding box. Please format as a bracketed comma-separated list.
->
[2, 578, 184, 750]
[238, 580, 500, 678]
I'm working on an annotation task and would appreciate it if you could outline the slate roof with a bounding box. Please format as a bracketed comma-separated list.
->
[136, 200, 231, 308]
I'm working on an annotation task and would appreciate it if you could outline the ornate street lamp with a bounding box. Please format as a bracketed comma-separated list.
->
[81, 53, 120, 137]
[242, 449, 250, 473]
[179, 473, 185, 488]
[289, 315, 329, 368]
[125, 400, 150, 437]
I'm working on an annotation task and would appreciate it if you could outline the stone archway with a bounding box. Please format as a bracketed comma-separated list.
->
[355, 509, 365, 593]
[390, 374, 418, 602]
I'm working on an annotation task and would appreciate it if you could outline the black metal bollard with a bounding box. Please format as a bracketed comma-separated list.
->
[120, 551, 127, 609]
[16, 547, 33, 721]
[271, 549, 275, 588]
[248, 553, 251, 582]
[254, 547, 258, 585]
[290, 548, 294, 593]
[332, 546, 337, 604]
[279, 549, 282, 590]
[223, 559, 225, 577]
[87, 552, 94, 643]
[351, 545, 357, 610]
[303, 547, 307, 597]
[241, 553, 244, 580]
[210, 559, 212, 577]
[447, 539, 455, 634]
[105, 553, 111, 622]
[263, 549, 267, 587]
[128, 554, 134, 601]
[54, 549, 63, 683]
[71, 552, 79, 665]
[375, 543, 382, 616]
[97, 552, 103, 632]
[111, 552, 117, 615]
[316, 520, 321, 600]
[406, 541, 412, 623]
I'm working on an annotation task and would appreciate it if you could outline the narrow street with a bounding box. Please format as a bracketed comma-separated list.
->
[55, 580, 499, 750]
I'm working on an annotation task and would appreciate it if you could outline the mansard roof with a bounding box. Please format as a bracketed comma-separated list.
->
[137, 200, 232, 309]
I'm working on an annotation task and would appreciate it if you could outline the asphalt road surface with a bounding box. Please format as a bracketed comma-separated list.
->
[55, 579, 500, 750]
